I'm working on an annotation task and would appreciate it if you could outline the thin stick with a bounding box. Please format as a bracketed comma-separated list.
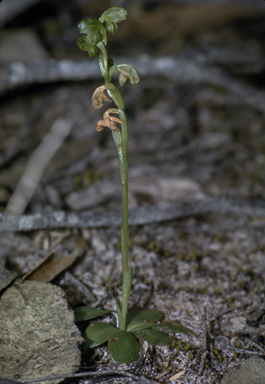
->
[16, 369, 158, 384]
[5, 119, 72, 216]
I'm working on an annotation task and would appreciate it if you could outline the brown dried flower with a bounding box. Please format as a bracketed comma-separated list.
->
[96, 108, 123, 132]
[92, 85, 112, 109]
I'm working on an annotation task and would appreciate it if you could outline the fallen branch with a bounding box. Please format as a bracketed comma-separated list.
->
[5, 119, 73, 215]
[0, 378, 23, 384]
[1, 56, 265, 116]
[226, 346, 265, 357]
[16, 369, 157, 384]
[1, 195, 265, 232]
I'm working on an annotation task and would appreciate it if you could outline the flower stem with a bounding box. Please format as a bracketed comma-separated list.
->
[112, 109, 131, 331]
[116, 111, 132, 331]
[98, 44, 132, 332]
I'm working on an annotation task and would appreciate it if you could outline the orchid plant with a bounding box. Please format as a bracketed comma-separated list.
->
[74, 6, 190, 364]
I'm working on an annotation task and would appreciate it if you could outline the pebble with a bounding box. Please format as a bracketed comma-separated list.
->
[221, 358, 265, 384]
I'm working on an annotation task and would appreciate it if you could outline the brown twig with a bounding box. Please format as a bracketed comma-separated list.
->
[16, 370, 158, 384]
[2, 195, 265, 233]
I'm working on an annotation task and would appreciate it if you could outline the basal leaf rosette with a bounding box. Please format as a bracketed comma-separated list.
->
[99, 7, 127, 34]
[75, 307, 192, 363]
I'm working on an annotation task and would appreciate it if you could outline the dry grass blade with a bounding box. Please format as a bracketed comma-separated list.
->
[22, 249, 80, 282]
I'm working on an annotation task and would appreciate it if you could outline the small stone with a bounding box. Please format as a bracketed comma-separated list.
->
[65, 181, 115, 210]
[221, 358, 265, 384]
[0, 279, 83, 384]
[131, 177, 205, 203]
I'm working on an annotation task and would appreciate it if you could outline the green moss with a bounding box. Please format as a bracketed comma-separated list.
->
[213, 232, 221, 242]
[184, 343, 190, 351]
[179, 230, 187, 240]
[213, 349, 222, 362]
[215, 287, 221, 295]
[190, 250, 196, 261]
[235, 339, 241, 348]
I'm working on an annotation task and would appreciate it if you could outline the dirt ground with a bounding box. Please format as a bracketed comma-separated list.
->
[1, 1, 265, 383]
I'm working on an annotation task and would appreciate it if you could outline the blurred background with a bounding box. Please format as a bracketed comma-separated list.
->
[1, 0, 265, 214]
[1, 0, 265, 60]
[1, 4, 265, 382]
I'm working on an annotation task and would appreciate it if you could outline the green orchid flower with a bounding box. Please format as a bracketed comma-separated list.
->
[99, 6, 127, 34]
[109, 64, 141, 85]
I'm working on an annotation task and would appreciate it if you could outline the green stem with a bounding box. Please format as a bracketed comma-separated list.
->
[113, 110, 132, 331]
[97, 41, 110, 83]
[118, 114, 131, 331]
[98, 44, 132, 332]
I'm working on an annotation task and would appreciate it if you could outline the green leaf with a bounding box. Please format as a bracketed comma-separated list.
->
[108, 331, 140, 363]
[83, 322, 120, 348]
[112, 131, 122, 149]
[126, 309, 164, 332]
[114, 297, 122, 328]
[160, 320, 191, 334]
[77, 19, 105, 45]
[98, 52, 107, 77]
[97, 53, 114, 79]
[133, 328, 174, 346]
[74, 306, 112, 322]
[127, 321, 162, 332]
[99, 7, 127, 24]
